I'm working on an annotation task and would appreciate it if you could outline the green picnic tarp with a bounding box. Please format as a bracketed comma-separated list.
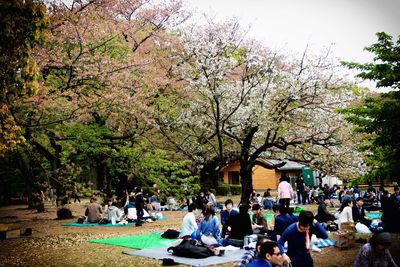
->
[366, 213, 382, 219]
[88, 232, 176, 249]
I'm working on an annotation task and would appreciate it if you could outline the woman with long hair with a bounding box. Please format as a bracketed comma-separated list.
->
[336, 198, 354, 230]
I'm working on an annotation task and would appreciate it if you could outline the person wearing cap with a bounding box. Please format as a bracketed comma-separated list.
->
[252, 203, 268, 235]
[354, 232, 398, 267]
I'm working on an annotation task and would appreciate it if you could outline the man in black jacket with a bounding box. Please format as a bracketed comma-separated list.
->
[352, 197, 373, 227]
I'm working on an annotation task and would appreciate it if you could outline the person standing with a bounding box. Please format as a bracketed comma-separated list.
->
[135, 187, 145, 226]
[277, 176, 293, 209]
[295, 176, 305, 205]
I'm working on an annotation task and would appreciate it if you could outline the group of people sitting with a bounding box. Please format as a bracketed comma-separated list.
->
[178, 199, 329, 267]
[82, 186, 156, 226]
[177, 187, 400, 267]
[315, 186, 400, 234]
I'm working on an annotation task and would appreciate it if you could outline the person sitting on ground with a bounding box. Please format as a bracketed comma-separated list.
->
[103, 198, 112, 220]
[309, 186, 319, 204]
[107, 200, 124, 223]
[250, 190, 259, 205]
[336, 198, 354, 230]
[180, 203, 198, 238]
[262, 189, 275, 210]
[363, 191, 380, 211]
[220, 199, 239, 238]
[277, 210, 328, 267]
[352, 197, 373, 229]
[274, 205, 298, 241]
[206, 189, 217, 208]
[354, 232, 398, 267]
[248, 240, 285, 267]
[225, 204, 253, 247]
[85, 197, 103, 223]
[124, 193, 136, 222]
[196, 206, 221, 246]
[382, 194, 400, 233]
[236, 235, 270, 267]
[315, 197, 336, 223]
[252, 203, 269, 235]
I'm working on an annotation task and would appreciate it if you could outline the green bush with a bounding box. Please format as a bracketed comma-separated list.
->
[217, 184, 231, 196]
[230, 185, 242, 195]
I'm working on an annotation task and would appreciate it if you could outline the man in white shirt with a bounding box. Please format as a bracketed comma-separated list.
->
[181, 203, 198, 238]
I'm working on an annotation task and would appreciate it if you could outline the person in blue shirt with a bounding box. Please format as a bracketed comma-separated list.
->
[220, 199, 239, 238]
[274, 205, 298, 240]
[196, 206, 221, 246]
[277, 210, 328, 267]
[247, 241, 284, 267]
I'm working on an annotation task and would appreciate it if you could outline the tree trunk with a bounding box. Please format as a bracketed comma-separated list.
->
[239, 161, 253, 205]
[199, 158, 219, 190]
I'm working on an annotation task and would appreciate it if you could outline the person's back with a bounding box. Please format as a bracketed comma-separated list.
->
[107, 203, 122, 222]
[228, 205, 253, 240]
[315, 199, 335, 223]
[85, 198, 103, 223]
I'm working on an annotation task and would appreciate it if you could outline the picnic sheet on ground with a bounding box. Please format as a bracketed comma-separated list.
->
[89, 232, 176, 249]
[366, 213, 382, 219]
[123, 247, 246, 267]
[64, 218, 166, 227]
[316, 239, 335, 247]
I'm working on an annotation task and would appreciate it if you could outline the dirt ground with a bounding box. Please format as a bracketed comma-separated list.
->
[0, 199, 399, 267]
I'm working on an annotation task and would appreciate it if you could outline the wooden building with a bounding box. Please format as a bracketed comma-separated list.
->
[222, 159, 308, 190]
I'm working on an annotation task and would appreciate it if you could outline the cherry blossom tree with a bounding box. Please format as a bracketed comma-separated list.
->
[170, 19, 366, 203]
[3, 0, 188, 207]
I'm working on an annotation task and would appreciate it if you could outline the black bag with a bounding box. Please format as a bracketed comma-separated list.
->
[168, 239, 213, 259]
[161, 229, 180, 239]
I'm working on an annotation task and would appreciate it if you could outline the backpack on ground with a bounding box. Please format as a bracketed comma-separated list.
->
[167, 239, 213, 258]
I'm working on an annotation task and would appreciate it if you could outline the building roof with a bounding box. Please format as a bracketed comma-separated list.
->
[221, 158, 306, 171]
[265, 159, 306, 171]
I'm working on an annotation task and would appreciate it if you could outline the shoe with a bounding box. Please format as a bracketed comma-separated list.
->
[136, 222, 142, 226]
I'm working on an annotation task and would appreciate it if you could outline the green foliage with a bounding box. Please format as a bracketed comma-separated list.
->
[217, 184, 231, 196]
[341, 32, 400, 181]
[0, 0, 48, 155]
[0, 0, 48, 99]
[229, 185, 242, 195]
[342, 32, 400, 89]
[111, 144, 200, 202]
